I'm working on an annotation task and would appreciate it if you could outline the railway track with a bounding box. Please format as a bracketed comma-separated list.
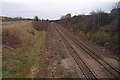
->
[53, 24, 98, 79]
[59, 26, 119, 70]
[55, 24, 120, 79]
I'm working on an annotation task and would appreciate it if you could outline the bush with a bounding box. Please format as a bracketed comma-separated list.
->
[2, 29, 22, 48]
[32, 20, 49, 31]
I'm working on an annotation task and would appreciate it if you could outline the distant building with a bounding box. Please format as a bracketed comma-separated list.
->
[111, 1, 120, 14]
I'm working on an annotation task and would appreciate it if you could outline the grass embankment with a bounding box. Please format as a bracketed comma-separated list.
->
[73, 19, 118, 53]
[0, 17, 2, 21]
[2, 21, 47, 78]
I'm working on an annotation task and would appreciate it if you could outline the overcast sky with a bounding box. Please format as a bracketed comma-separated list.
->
[1, 0, 119, 20]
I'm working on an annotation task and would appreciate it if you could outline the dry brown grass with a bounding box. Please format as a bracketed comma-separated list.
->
[32, 20, 49, 31]
[2, 21, 47, 78]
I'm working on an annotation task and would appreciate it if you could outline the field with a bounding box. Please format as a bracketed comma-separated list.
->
[2, 21, 48, 78]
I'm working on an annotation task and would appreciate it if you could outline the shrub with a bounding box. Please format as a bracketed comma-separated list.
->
[2, 29, 22, 48]
[32, 20, 49, 31]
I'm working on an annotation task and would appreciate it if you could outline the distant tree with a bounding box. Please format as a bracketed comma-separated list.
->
[61, 16, 65, 20]
[15, 17, 23, 20]
[111, 1, 120, 18]
[117, 1, 120, 8]
[46, 19, 49, 21]
[64, 13, 71, 19]
[34, 16, 39, 21]
[90, 10, 110, 30]
[97, 10, 109, 26]
[73, 15, 77, 18]
[60, 13, 71, 20]
[112, 1, 120, 9]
